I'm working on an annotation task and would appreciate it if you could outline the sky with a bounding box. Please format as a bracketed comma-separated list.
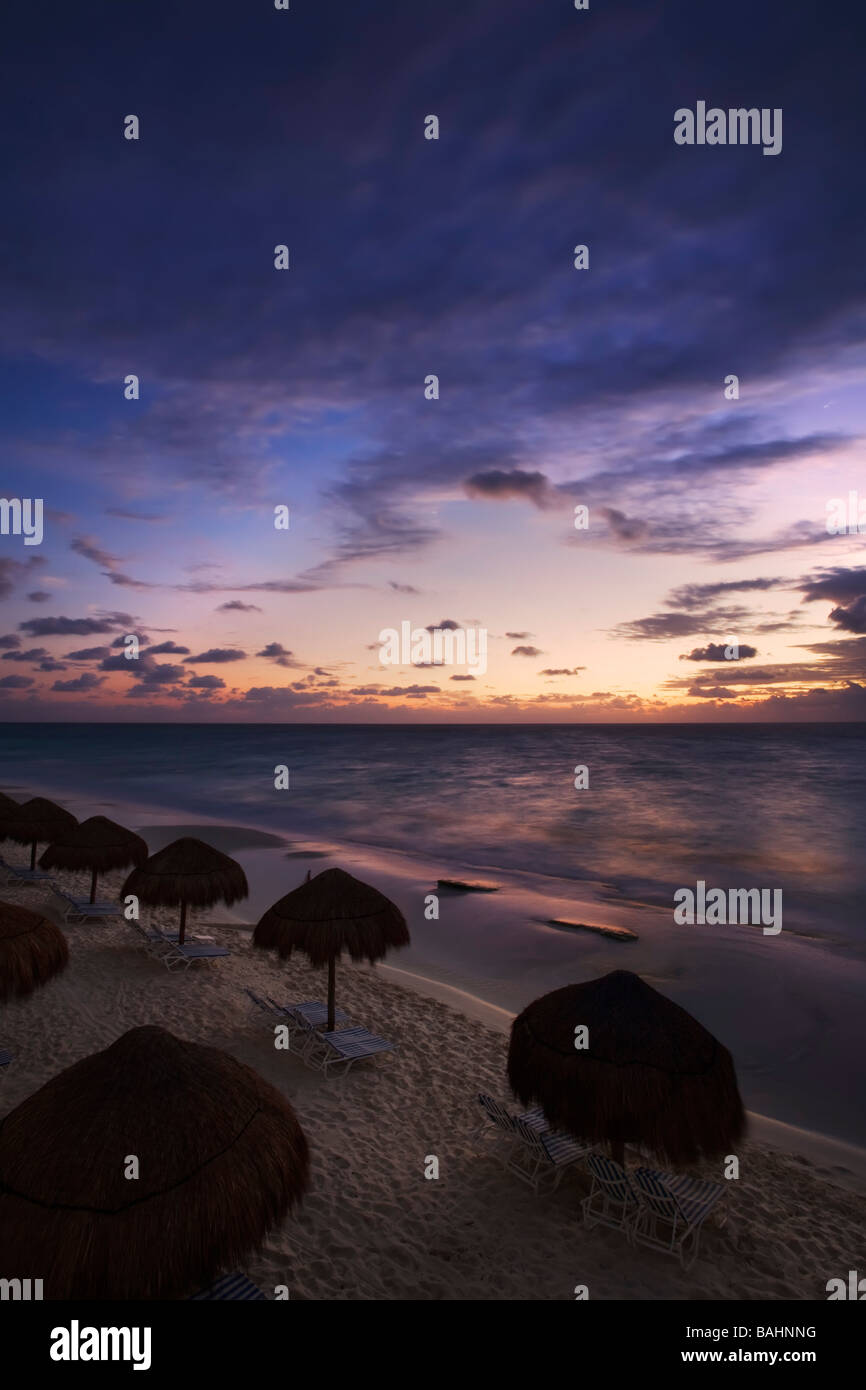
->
[0, 0, 864, 722]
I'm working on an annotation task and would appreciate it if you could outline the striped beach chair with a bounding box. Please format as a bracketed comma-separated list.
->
[290, 1000, 350, 1032]
[303, 1024, 395, 1077]
[0, 1049, 14, 1082]
[245, 988, 287, 1016]
[519, 1105, 552, 1132]
[508, 1117, 593, 1193]
[154, 932, 229, 971]
[474, 1092, 516, 1143]
[0, 857, 54, 887]
[52, 887, 120, 922]
[132, 922, 229, 970]
[631, 1167, 726, 1269]
[244, 990, 350, 1048]
[474, 1093, 551, 1145]
[190, 1271, 268, 1300]
[288, 1002, 354, 1056]
[581, 1154, 642, 1238]
[130, 919, 176, 962]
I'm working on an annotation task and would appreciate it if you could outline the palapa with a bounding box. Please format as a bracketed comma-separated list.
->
[254, 866, 410, 1030]
[121, 837, 247, 944]
[40, 816, 148, 903]
[0, 1025, 310, 1299]
[507, 969, 745, 1166]
[0, 796, 78, 870]
[0, 900, 69, 1003]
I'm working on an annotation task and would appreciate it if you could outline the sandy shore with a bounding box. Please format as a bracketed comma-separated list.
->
[8, 794, 866, 1149]
[1, 847, 864, 1301]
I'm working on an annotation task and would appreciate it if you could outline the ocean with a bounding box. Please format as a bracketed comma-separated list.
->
[2, 720, 865, 1143]
[1, 721, 864, 949]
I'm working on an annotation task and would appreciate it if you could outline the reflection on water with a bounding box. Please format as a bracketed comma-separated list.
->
[1, 721, 863, 943]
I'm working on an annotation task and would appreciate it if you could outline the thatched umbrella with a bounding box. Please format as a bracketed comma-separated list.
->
[507, 970, 745, 1167]
[0, 796, 78, 870]
[0, 900, 69, 1003]
[0, 1025, 309, 1299]
[40, 816, 148, 904]
[253, 866, 410, 1030]
[121, 837, 247, 944]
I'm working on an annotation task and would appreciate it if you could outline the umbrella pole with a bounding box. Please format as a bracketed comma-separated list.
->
[179, 900, 187, 946]
[89, 868, 98, 904]
[327, 954, 336, 1032]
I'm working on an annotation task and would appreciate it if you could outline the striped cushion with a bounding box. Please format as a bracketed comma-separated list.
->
[587, 1153, 639, 1202]
[540, 1130, 588, 1165]
[519, 1105, 550, 1131]
[634, 1167, 673, 1205]
[665, 1173, 724, 1227]
[477, 1094, 515, 1133]
[291, 1001, 349, 1027]
[321, 1028, 394, 1059]
[63, 896, 117, 912]
[513, 1118, 584, 1166]
[191, 1271, 267, 1301]
[0, 1050, 13, 1068]
[635, 1168, 722, 1229]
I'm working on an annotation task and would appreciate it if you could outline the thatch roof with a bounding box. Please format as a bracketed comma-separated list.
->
[507, 970, 745, 1166]
[120, 837, 248, 908]
[39, 816, 148, 874]
[0, 900, 69, 1002]
[253, 866, 410, 965]
[0, 796, 77, 846]
[0, 1025, 310, 1299]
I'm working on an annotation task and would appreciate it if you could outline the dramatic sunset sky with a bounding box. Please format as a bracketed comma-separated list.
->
[1, 0, 863, 721]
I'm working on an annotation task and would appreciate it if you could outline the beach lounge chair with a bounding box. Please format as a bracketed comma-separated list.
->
[474, 1092, 552, 1144]
[245, 987, 289, 1019]
[582, 1154, 643, 1238]
[131, 922, 229, 970]
[302, 1024, 395, 1077]
[244, 990, 350, 1047]
[291, 1000, 351, 1031]
[474, 1092, 517, 1144]
[52, 887, 121, 922]
[0, 1049, 13, 1083]
[507, 1117, 594, 1193]
[0, 857, 54, 887]
[190, 1271, 269, 1300]
[631, 1167, 727, 1269]
[150, 927, 229, 971]
[287, 1000, 352, 1053]
[130, 919, 177, 962]
[244, 989, 299, 1042]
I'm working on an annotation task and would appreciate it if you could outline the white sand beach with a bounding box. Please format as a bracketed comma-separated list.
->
[1, 831, 864, 1302]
